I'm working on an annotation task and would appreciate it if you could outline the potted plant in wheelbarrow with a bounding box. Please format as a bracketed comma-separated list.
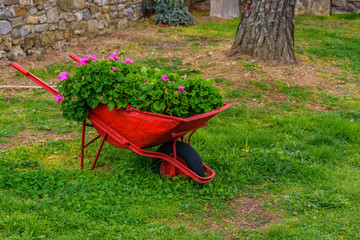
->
[12, 50, 229, 183]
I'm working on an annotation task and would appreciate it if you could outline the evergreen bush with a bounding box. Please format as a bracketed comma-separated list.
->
[143, 0, 194, 26]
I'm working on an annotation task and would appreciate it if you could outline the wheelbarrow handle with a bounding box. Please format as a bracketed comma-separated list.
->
[69, 53, 81, 63]
[12, 54, 80, 96]
[11, 62, 59, 96]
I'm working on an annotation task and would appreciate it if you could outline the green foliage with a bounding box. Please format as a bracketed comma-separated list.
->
[242, 61, 256, 71]
[57, 52, 224, 122]
[143, 0, 194, 26]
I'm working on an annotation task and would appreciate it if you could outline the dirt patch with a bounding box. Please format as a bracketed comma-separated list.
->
[144, 40, 183, 49]
[227, 196, 281, 230]
[172, 196, 281, 238]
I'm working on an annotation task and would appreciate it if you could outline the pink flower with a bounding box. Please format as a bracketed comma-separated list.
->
[76, 55, 96, 66]
[113, 67, 117, 71]
[172, 81, 175, 83]
[123, 58, 134, 64]
[90, 55, 97, 61]
[58, 72, 69, 81]
[76, 59, 86, 66]
[161, 75, 169, 81]
[55, 94, 65, 101]
[143, 79, 146, 82]
[177, 86, 186, 93]
[107, 52, 119, 61]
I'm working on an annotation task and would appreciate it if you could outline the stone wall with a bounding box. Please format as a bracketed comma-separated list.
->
[332, 0, 360, 14]
[295, 0, 360, 15]
[0, 0, 144, 61]
[295, 0, 331, 16]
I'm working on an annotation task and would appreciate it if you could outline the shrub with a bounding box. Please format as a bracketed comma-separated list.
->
[143, 0, 194, 26]
[56, 51, 224, 122]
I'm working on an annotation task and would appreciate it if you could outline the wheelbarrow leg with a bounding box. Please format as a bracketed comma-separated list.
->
[90, 134, 107, 170]
[80, 120, 86, 169]
[80, 120, 106, 170]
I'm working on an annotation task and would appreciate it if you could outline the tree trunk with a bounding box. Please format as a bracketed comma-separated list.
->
[229, 0, 295, 62]
[210, 0, 240, 18]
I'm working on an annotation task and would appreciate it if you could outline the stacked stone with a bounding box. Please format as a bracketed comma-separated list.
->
[0, 0, 144, 61]
[295, 0, 360, 15]
[295, 0, 332, 16]
[332, 0, 360, 14]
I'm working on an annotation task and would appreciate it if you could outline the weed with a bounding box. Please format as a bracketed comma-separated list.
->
[243, 61, 256, 71]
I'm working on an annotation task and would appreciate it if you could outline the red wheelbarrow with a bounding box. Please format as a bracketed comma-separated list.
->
[12, 54, 229, 183]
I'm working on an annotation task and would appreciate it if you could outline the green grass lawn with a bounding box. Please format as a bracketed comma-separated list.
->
[1, 14, 360, 239]
[295, 14, 360, 75]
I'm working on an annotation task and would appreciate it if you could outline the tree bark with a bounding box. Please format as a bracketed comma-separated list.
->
[229, 0, 295, 62]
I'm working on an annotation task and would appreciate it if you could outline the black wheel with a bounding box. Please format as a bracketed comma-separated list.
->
[154, 141, 205, 177]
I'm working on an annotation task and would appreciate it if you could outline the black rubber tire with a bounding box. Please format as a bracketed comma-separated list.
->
[155, 141, 205, 177]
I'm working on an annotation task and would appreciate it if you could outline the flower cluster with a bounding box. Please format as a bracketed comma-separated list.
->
[160, 75, 186, 93]
[77, 55, 96, 66]
[56, 50, 224, 122]
[161, 75, 169, 81]
[56, 94, 64, 102]
[177, 86, 186, 93]
[58, 72, 69, 81]
[107, 52, 119, 61]
[123, 58, 134, 64]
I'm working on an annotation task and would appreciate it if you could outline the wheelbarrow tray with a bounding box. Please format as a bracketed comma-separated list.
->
[91, 103, 229, 149]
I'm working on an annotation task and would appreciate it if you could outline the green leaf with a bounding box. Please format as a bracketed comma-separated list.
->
[100, 96, 108, 104]
[88, 99, 100, 109]
[153, 101, 166, 112]
[115, 99, 128, 109]
[96, 85, 103, 93]
[107, 101, 116, 111]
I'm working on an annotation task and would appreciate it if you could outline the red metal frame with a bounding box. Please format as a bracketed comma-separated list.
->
[12, 55, 230, 183]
